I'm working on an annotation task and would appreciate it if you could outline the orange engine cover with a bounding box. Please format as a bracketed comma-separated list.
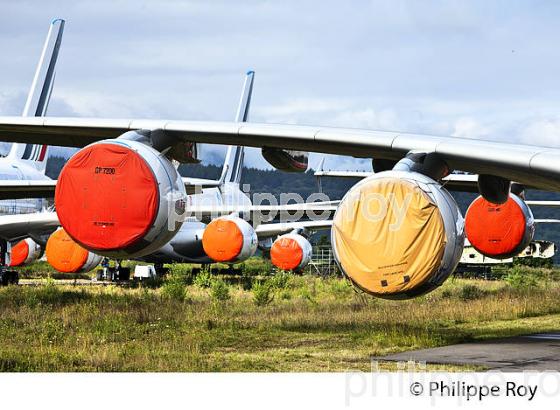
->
[55, 143, 159, 251]
[270, 233, 312, 271]
[46, 229, 102, 273]
[465, 194, 535, 258]
[202, 216, 257, 262]
[9, 238, 41, 267]
[9, 240, 30, 267]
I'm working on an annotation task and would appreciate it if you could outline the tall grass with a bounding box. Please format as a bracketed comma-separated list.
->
[1, 269, 560, 371]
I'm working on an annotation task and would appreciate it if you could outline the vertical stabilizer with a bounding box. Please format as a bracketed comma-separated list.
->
[7, 18, 65, 174]
[220, 70, 255, 185]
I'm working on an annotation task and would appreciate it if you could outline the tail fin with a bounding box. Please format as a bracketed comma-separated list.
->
[7, 18, 65, 174]
[220, 70, 254, 185]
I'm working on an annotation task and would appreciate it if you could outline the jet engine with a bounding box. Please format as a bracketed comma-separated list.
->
[261, 148, 309, 172]
[9, 238, 42, 267]
[202, 215, 258, 262]
[46, 228, 102, 273]
[270, 233, 312, 271]
[331, 170, 464, 299]
[55, 137, 186, 258]
[465, 194, 534, 259]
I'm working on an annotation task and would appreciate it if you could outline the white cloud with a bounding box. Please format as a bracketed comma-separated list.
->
[519, 118, 560, 148]
[3, 1, 560, 170]
[451, 117, 490, 139]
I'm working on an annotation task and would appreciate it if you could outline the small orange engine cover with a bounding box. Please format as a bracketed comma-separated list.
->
[46, 229, 89, 273]
[202, 219, 243, 262]
[55, 143, 159, 251]
[270, 237, 303, 270]
[465, 195, 530, 257]
[9, 240, 29, 267]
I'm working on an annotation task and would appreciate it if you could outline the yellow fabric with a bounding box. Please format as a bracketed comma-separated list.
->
[333, 177, 446, 296]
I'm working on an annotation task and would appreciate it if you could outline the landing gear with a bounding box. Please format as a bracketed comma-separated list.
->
[0, 270, 19, 286]
[154, 263, 169, 277]
[0, 239, 18, 286]
[95, 259, 131, 282]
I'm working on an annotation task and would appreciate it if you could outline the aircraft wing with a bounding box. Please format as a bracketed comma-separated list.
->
[184, 202, 337, 222]
[182, 177, 222, 195]
[0, 211, 59, 242]
[2, 117, 560, 191]
[315, 168, 482, 192]
[0, 180, 56, 199]
[255, 219, 332, 239]
[0, 177, 225, 199]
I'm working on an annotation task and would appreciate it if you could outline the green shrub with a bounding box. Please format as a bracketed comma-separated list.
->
[328, 279, 352, 298]
[241, 273, 254, 291]
[211, 278, 230, 302]
[268, 272, 292, 290]
[194, 270, 213, 288]
[241, 257, 273, 276]
[161, 271, 187, 301]
[505, 270, 538, 290]
[440, 288, 453, 299]
[458, 284, 484, 300]
[253, 281, 274, 306]
[167, 264, 194, 285]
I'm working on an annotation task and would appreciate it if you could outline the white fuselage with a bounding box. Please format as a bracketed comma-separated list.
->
[0, 157, 50, 216]
[139, 181, 253, 264]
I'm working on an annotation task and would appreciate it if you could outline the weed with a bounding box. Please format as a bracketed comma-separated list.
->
[194, 270, 213, 288]
[458, 284, 484, 300]
[268, 272, 292, 290]
[211, 278, 230, 302]
[161, 278, 187, 302]
[505, 270, 539, 290]
[253, 281, 274, 306]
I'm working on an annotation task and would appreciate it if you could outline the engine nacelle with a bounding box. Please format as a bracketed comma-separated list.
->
[55, 138, 186, 258]
[465, 194, 534, 259]
[261, 148, 308, 172]
[46, 228, 102, 273]
[9, 238, 42, 266]
[331, 171, 464, 299]
[202, 216, 257, 262]
[168, 141, 200, 164]
[270, 233, 312, 271]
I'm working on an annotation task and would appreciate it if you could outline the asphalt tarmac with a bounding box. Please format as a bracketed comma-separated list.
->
[374, 333, 560, 371]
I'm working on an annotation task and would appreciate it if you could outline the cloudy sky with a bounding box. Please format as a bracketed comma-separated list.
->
[2, 0, 560, 170]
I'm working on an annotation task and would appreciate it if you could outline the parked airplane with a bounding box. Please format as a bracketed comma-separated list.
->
[0, 19, 66, 283]
[134, 70, 333, 273]
[5, 24, 560, 299]
[0, 21, 335, 281]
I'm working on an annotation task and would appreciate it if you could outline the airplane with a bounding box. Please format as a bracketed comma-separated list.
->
[0, 20, 336, 281]
[133, 70, 334, 273]
[5, 24, 560, 299]
[0, 19, 66, 283]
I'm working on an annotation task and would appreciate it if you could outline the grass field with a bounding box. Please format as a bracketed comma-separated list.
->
[1, 261, 559, 372]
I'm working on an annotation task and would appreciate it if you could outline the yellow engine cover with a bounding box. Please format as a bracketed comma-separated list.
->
[332, 177, 446, 297]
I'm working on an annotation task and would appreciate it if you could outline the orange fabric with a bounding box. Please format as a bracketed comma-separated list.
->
[46, 229, 89, 273]
[270, 237, 303, 270]
[9, 240, 29, 267]
[55, 143, 159, 251]
[465, 196, 526, 256]
[332, 177, 446, 296]
[202, 219, 242, 262]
